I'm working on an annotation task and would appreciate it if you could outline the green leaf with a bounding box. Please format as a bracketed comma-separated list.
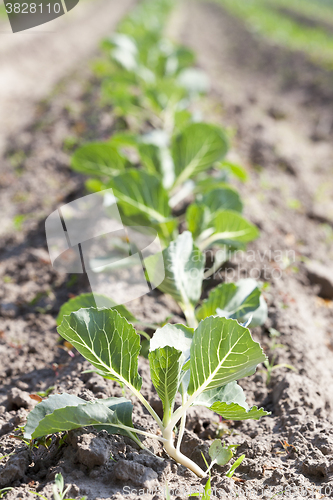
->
[209, 440, 233, 466]
[226, 454, 246, 478]
[27, 400, 118, 439]
[58, 308, 142, 392]
[202, 187, 243, 213]
[187, 317, 266, 396]
[107, 169, 175, 233]
[193, 175, 230, 194]
[193, 381, 248, 410]
[218, 279, 267, 327]
[24, 394, 85, 440]
[57, 293, 137, 326]
[202, 476, 212, 500]
[210, 402, 269, 421]
[218, 161, 248, 182]
[150, 323, 194, 397]
[25, 394, 140, 443]
[212, 210, 259, 243]
[186, 203, 211, 241]
[148, 232, 205, 309]
[199, 210, 259, 249]
[196, 283, 238, 321]
[150, 323, 194, 361]
[93, 397, 138, 441]
[71, 143, 127, 179]
[196, 279, 267, 327]
[171, 123, 228, 188]
[149, 346, 183, 419]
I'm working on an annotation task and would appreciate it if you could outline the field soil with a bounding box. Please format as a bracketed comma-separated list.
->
[0, 0, 135, 155]
[1, 1, 333, 499]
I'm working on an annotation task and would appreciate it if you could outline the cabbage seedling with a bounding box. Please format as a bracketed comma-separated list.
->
[24, 308, 269, 478]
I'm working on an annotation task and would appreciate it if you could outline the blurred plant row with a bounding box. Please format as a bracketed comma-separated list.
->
[66, 0, 267, 329]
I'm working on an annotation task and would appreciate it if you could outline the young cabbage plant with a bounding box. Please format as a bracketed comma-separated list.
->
[146, 231, 267, 329]
[206, 440, 244, 476]
[99, 12, 207, 128]
[24, 308, 269, 478]
[71, 121, 230, 236]
[71, 131, 257, 254]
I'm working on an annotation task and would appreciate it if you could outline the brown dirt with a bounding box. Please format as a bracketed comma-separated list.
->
[1, 1, 333, 499]
[0, 0, 136, 152]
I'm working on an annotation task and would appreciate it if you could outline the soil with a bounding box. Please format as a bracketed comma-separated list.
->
[1, 1, 333, 499]
[276, 6, 333, 35]
[0, 0, 135, 154]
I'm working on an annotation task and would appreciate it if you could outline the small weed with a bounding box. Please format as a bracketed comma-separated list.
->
[36, 386, 55, 398]
[0, 488, 13, 498]
[12, 214, 27, 230]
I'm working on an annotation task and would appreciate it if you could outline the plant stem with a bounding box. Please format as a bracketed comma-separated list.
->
[183, 304, 198, 329]
[162, 427, 206, 478]
[116, 424, 167, 443]
[205, 459, 216, 475]
[130, 388, 164, 430]
[176, 394, 187, 452]
[203, 252, 227, 279]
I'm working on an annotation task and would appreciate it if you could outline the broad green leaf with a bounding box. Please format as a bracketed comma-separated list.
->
[149, 346, 183, 419]
[186, 204, 211, 241]
[171, 123, 229, 188]
[58, 308, 142, 392]
[85, 179, 104, 193]
[94, 397, 138, 441]
[57, 293, 137, 326]
[212, 211, 259, 243]
[150, 323, 194, 361]
[196, 283, 238, 321]
[27, 400, 119, 439]
[102, 79, 141, 117]
[218, 279, 267, 327]
[194, 175, 230, 194]
[202, 187, 243, 213]
[25, 394, 139, 442]
[187, 317, 266, 396]
[209, 440, 233, 466]
[198, 210, 259, 249]
[218, 161, 248, 182]
[172, 46, 196, 73]
[174, 110, 192, 132]
[210, 402, 269, 421]
[144, 78, 187, 114]
[196, 279, 266, 327]
[71, 143, 127, 179]
[107, 169, 172, 225]
[147, 232, 205, 308]
[150, 323, 194, 397]
[24, 394, 85, 440]
[193, 381, 248, 410]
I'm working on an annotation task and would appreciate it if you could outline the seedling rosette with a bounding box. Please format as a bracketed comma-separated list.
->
[24, 308, 269, 478]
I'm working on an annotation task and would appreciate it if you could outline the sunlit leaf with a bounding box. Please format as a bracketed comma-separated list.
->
[171, 123, 228, 188]
[58, 308, 142, 392]
[57, 293, 137, 326]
